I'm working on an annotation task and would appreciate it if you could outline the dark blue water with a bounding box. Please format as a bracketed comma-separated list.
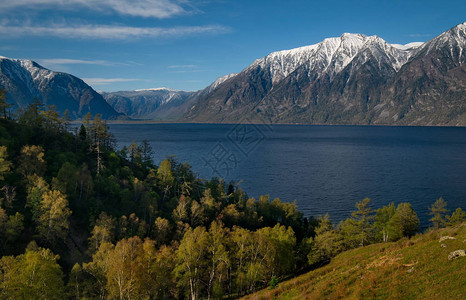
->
[109, 123, 466, 227]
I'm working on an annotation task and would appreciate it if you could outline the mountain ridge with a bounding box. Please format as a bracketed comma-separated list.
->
[0, 56, 122, 119]
[181, 22, 466, 125]
[2, 22, 465, 124]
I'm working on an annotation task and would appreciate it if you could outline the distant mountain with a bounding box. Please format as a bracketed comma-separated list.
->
[100, 88, 196, 120]
[101, 73, 238, 120]
[182, 22, 466, 125]
[0, 57, 122, 119]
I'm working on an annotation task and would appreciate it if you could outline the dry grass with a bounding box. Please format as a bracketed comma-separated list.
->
[242, 223, 466, 299]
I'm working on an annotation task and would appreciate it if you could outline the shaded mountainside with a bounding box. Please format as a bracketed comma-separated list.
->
[182, 22, 466, 125]
[0, 57, 122, 119]
[243, 223, 466, 299]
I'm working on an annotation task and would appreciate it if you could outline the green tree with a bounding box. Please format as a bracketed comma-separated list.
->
[0, 146, 12, 181]
[76, 163, 93, 203]
[152, 217, 171, 245]
[0, 88, 12, 119]
[446, 207, 466, 225]
[105, 237, 143, 299]
[0, 246, 65, 299]
[52, 162, 78, 198]
[175, 226, 209, 300]
[429, 197, 448, 229]
[206, 221, 230, 299]
[89, 212, 115, 253]
[373, 203, 397, 242]
[26, 175, 50, 222]
[83, 242, 114, 299]
[307, 214, 343, 266]
[340, 198, 374, 248]
[38, 190, 72, 243]
[190, 200, 205, 227]
[389, 203, 420, 239]
[89, 114, 112, 174]
[157, 159, 174, 201]
[18, 98, 45, 127]
[3, 212, 24, 246]
[128, 141, 142, 164]
[41, 105, 62, 132]
[141, 139, 153, 167]
[18, 145, 46, 178]
[0, 185, 16, 212]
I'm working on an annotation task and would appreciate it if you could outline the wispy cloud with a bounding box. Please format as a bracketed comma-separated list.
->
[83, 78, 143, 85]
[0, 24, 231, 40]
[0, 0, 190, 19]
[37, 58, 115, 66]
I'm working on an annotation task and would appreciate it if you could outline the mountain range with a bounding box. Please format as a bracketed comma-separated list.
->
[1, 22, 465, 124]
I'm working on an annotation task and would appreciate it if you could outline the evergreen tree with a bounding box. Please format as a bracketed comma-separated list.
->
[340, 198, 374, 247]
[429, 197, 448, 229]
[307, 214, 343, 265]
[446, 207, 466, 225]
[0, 88, 12, 119]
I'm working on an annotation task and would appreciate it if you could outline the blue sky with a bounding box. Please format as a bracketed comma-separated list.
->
[0, 0, 465, 92]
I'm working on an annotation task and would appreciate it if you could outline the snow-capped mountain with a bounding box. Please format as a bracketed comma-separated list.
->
[183, 22, 466, 125]
[0, 57, 120, 119]
[249, 33, 416, 84]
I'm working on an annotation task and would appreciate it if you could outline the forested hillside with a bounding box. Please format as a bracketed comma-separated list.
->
[0, 91, 464, 299]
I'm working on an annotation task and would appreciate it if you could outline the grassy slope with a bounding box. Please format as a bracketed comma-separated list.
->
[242, 223, 466, 299]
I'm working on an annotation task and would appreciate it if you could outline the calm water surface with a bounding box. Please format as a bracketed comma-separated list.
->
[109, 123, 466, 227]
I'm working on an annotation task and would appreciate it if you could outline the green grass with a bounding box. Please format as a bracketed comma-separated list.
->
[242, 223, 466, 299]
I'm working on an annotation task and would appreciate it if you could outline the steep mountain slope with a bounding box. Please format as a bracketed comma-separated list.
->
[0, 57, 121, 119]
[183, 22, 466, 125]
[243, 223, 466, 299]
[373, 22, 466, 125]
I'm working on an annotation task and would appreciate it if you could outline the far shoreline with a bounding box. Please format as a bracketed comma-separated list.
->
[71, 119, 466, 128]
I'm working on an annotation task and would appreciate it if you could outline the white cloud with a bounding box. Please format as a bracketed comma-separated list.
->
[37, 58, 114, 66]
[82, 78, 142, 85]
[0, 0, 189, 19]
[0, 24, 230, 40]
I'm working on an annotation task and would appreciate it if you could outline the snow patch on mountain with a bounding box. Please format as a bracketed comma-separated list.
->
[391, 42, 424, 50]
[206, 73, 238, 93]
[247, 33, 420, 85]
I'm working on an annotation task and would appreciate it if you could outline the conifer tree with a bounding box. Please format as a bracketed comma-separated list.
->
[429, 197, 448, 229]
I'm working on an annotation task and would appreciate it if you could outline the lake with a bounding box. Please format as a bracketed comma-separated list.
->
[108, 123, 466, 228]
